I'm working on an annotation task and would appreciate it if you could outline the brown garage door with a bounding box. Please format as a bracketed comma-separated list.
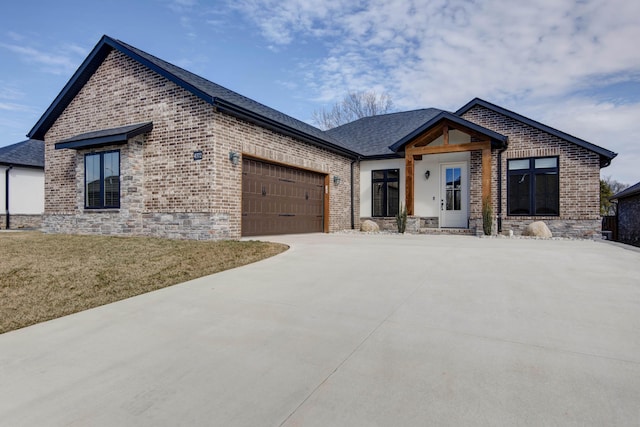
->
[242, 158, 325, 236]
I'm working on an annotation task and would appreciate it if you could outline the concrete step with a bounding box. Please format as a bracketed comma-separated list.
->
[418, 228, 475, 236]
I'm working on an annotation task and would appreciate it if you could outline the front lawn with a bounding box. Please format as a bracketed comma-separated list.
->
[0, 232, 287, 334]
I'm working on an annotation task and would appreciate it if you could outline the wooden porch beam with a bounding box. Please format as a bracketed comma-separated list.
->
[407, 141, 491, 156]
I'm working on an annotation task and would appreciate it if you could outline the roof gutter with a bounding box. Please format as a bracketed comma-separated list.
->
[350, 156, 361, 229]
[496, 143, 508, 233]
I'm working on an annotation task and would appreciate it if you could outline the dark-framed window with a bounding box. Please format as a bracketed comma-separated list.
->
[85, 150, 120, 209]
[372, 169, 399, 217]
[507, 156, 559, 216]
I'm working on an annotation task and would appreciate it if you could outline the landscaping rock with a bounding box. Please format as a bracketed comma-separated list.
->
[523, 221, 552, 238]
[360, 220, 380, 232]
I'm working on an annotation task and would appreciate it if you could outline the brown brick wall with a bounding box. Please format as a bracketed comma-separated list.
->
[462, 105, 602, 238]
[43, 49, 356, 239]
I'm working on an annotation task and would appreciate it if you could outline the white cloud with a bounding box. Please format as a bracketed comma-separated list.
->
[0, 42, 85, 75]
[0, 85, 23, 101]
[231, 0, 640, 182]
[528, 99, 640, 184]
[0, 102, 30, 112]
[167, 0, 198, 13]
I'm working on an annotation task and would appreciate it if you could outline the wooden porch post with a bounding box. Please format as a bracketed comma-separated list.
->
[406, 154, 414, 215]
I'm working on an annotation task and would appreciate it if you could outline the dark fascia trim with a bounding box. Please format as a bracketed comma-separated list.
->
[388, 111, 508, 152]
[359, 153, 404, 161]
[28, 37, 113, 141]
[0, 162, 44, 170]
[213, 99, 360, 159]
[55, 122, 153, 150]
[610, 182, 640, 201]
[455, 98, 618, 167]
[28, 35, 212, 141]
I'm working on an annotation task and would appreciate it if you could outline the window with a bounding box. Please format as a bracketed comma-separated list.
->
[372, 169, 399, 217]
[507, 157, 559, 216]
[85, 151, 120, 209]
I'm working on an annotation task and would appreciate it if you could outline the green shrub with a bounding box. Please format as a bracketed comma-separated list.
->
[396, 204, 408, 234]
[482, 197, 493, 236]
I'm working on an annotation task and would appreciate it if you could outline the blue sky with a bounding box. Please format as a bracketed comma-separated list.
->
[1, 0, 639, 184]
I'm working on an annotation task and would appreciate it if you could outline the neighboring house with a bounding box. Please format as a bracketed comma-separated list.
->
[28, 35, 617, 240]
[0, 139, 45, 229]
[610, 181, 640, 247]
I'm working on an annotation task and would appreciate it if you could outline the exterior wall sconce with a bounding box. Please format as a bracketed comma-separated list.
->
[229, 151, 240, 165]
[424, 170, 430, 180]
[333, 175, 341, 185]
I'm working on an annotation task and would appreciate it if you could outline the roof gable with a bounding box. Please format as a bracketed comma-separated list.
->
[388, 111, 508, 153]
[0, 139, 44, 168]
[456, 98, 617, 167]
[27, 35, 357, 158]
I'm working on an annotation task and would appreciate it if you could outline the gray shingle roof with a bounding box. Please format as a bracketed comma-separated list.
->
[114, 39, 337, 146]
[326, 109, 443, 157]
[611, 181, 640, 200]
[29, 35, 355, 157]
[26, 36, 618, 166]
[0, 139, 44, 168]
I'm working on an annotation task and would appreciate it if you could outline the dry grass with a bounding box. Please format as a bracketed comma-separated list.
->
[0, 232, 287, 334]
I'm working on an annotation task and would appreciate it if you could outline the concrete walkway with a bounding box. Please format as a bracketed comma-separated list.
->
[1, 234, 639, 426]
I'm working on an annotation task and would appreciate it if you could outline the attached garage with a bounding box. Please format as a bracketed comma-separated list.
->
[242, 158, 326, 236]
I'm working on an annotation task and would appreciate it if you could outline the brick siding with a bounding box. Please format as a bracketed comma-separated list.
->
[43, 50, 357, 239]
[462, 105, 602, 238]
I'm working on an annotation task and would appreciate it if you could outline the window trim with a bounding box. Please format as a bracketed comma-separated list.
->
[84, 150, 121, 209]
[371, 168, 400, 217]
[507, 156, 559, 217]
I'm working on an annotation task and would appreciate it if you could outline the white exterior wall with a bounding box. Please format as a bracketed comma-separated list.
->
[360, 158, 405, 217]
[360, 150, 470, 218]
[0, 166, 45, 215]
[414, 152, 470, 217]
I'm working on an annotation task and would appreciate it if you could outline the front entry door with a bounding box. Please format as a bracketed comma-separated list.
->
[440, 163, 468, 228]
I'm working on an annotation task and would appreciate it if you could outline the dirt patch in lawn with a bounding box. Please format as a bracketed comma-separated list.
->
[0, 232, 287, 334]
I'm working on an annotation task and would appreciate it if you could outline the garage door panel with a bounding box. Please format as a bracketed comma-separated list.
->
[242, 158, 325, 236]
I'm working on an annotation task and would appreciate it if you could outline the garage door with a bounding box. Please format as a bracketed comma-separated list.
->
[242, 158, 325, 236]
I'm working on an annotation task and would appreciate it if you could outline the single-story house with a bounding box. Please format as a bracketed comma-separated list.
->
[610, 181, 640, 247]
[27, 35, 617, 239]
[0, 139, 44, 229]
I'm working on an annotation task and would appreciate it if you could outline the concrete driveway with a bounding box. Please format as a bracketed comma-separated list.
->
[1, 234, 639, 426]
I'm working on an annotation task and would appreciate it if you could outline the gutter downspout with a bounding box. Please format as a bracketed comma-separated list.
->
[350, 157, 360, 229]
[497, 145, 507, 233]
[5, 165, 12, 230]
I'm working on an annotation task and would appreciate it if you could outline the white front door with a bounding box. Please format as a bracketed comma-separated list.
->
[440, 163, 468, 228]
